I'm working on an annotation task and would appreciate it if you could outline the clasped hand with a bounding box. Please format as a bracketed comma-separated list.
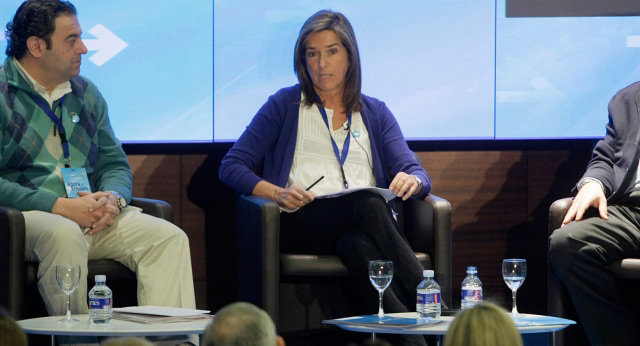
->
[52, 191, 121, 234]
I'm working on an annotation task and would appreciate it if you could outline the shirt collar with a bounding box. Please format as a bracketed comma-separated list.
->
[12, 57, 72, 108]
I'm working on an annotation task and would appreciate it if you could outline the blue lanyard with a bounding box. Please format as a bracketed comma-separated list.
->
[29, 94, 71, 168]
[318, 106, 352, 189]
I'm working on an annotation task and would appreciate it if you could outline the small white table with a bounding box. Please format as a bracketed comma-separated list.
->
[325, 312, 575, 345]
[18, 314, 210, 346]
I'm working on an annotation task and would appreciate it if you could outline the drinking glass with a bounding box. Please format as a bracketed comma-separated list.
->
[56, 264, 81, 323]
[368, 260, 393, 318]
[502, 258, 527, 316]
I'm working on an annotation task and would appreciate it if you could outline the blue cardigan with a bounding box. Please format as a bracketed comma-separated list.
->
[219, 84, 431, 198]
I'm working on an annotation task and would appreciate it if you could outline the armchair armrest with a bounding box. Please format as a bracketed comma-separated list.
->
[425, 194, 452, 308]
[236, 194, 281, 325]
[0, 206, 26, 318]
[400, 194, 452, 308]
[549, 197, 573, 236]
[130, 197, 174, 223]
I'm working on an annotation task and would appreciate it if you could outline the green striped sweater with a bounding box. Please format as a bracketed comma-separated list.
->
[0, 58, 132, 212]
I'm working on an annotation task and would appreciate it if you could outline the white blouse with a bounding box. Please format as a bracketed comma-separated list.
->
[287, 97, 376, 197]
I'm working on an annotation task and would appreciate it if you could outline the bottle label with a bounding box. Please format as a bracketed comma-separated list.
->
[417, 292, 440, 304]
[89, 297, 112, 309]
[462, 289, 483, 301]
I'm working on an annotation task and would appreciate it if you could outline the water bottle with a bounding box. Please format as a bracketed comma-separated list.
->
[89, 275, 113, 324]
[461, 266, 483, 309]
[416, 270, 441, 318]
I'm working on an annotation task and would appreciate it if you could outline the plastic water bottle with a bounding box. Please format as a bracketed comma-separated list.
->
[416, 270, 441, 318]
[461, 266, 483, 309]
[89, 275, 113, 324]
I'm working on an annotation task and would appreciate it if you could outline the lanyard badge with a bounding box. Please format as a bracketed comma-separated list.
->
[61, 167, 91, 198]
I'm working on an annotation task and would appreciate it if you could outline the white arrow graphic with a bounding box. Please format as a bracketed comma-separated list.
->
[83, 24, 127, 67]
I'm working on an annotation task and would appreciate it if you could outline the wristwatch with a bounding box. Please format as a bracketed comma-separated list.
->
[108, 191, 127, 211]
[412, 175, 423, 190]
[577, 178, 604, 192]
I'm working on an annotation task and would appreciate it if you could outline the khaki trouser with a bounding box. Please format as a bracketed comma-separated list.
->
[24, 206, 196, 315]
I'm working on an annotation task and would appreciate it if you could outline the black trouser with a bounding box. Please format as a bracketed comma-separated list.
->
[550, 202, 640, 346]
[280, 190, 427, 346]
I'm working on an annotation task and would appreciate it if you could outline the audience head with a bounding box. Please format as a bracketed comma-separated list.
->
[444, 302, 522, 346]
[293, 9, 362, 114]
[5, 0, 77, 59]
[203, 302, 285, 346]
[0, 309, 27, 346]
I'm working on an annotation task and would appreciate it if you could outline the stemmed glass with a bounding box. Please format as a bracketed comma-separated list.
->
[502, 259, 527, 316]
[56, 264, 81, 323]
[368, 260, 393, 318]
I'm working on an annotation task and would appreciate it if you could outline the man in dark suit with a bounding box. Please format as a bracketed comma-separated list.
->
[550, 81, 640, 346]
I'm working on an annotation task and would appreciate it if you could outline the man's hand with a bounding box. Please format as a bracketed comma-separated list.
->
[84, 191, 120, 235]
[51, 191, 120, 234]
[389, 172, 420, 201]
[562, 181, 608, 226]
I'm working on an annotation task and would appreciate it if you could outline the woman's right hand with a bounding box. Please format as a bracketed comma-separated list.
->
[273, 186, 315, 209]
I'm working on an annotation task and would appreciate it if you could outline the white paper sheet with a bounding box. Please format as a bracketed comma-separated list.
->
[315, 187, 397, 202]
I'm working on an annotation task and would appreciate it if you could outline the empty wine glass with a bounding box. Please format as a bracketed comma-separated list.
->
[56, 264, 81, 323]
[368, 260, 393, 318]
[502, 259, 527, 316]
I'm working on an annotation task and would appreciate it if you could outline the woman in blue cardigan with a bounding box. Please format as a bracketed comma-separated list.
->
[220, 10, 432, 344]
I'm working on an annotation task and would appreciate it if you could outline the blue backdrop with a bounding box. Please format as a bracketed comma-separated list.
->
[2, 1, 639, 142]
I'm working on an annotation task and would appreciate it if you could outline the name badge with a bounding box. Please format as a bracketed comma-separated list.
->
[61, 167, 91, 198]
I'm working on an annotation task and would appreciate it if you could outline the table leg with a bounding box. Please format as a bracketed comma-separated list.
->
[371, 332, 376, 341]
[50, 335, 55, 346]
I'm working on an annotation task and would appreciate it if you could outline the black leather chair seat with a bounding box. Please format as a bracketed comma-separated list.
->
[24, 260, 136, 284]
[280, 253, 430, 277]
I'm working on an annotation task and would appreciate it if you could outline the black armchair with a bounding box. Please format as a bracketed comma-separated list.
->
[548, 197, 640, 346]
[237, 193, 452, 330]
[0, 197, 174, 319]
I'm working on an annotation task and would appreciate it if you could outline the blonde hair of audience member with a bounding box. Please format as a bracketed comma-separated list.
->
[101, 337, 154, 346]
[0, 311, 27, 346]
[444, 302, 522, 346]
[203, 302, 285, 346]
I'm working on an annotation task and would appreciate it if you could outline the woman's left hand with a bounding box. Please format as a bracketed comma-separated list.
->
[389, 172, 421, 201]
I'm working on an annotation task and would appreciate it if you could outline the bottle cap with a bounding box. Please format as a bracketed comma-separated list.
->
[423, 270, 434, 277]
[467, 266, 477, 274]
[95, 275, 106, 282]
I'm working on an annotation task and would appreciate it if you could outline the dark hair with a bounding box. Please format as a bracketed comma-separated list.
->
[5, 0, 77, 59]
[294, 10, 362, 114]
